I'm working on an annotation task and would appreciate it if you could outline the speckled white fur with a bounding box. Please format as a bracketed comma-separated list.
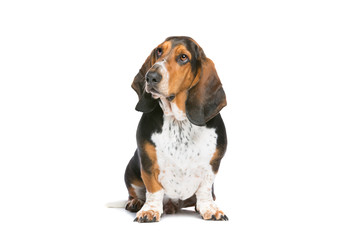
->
[195, 171, 220, 217]
[136, 189, 164, 218]
[152, 114, 217, 201]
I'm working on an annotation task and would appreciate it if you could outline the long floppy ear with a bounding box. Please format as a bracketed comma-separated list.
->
[186, 58, 227, 126]
[131, 50, 158, 113]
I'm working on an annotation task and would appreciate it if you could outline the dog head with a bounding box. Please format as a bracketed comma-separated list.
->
[132, 36, 226, 126]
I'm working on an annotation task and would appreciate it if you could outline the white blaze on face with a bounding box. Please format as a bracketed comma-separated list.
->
[153, 59, 169, 96]
[148, 58, 187, 122]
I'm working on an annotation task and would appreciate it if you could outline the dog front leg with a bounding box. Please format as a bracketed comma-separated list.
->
[195, 173, 228, 221]
[134, 142, 164, 223]
[134, 188, 164, 223]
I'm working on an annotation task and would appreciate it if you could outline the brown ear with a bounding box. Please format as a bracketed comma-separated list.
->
[186, 59, 227, 126]
[131, 50, 158, 113]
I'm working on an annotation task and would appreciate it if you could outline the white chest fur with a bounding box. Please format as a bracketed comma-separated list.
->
[151, 116, 217, 200]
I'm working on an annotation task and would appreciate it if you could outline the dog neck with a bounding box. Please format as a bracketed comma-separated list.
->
[158, 97, 187, 122]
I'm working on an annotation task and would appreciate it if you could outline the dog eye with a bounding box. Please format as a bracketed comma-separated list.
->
[156, 48, 162, 58]
[180, 54, 188, 62]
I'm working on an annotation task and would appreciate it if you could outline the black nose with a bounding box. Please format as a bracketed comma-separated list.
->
[146, 71, 162, 84]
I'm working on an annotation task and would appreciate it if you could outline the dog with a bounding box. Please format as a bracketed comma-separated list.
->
[123, 36, 227, 222]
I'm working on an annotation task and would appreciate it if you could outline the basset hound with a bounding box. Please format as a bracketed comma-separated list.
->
[124, 36, 227, 222]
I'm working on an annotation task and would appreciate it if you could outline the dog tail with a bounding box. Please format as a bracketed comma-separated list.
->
[105, 200, 127, 208]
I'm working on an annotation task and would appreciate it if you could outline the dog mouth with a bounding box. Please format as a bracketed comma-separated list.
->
[149, 89, 163, 100]
[148, 87, 160, 95]
[146, 86, 175, 102]
[145, 85, 160, 98]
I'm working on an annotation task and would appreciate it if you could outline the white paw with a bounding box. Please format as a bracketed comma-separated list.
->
[198, 203, 228, 221]
[134, 209, 161, 223]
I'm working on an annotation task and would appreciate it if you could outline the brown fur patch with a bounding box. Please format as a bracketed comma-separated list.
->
[156, 43, 195, 96]
[157, 41, 171, 58]
[210, 147, 226, 174]
[131, 178, 144, 187]
[141, 141, 163, 193]
[128, 186, 137, 199]
[174, 45, 192, 60]
[173, 90, 187, 113]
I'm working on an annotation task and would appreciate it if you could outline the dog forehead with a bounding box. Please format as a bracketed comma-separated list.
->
[164, 37, 197, 54]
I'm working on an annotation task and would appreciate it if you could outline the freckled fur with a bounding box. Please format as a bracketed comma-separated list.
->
[152, 116, 217, 200]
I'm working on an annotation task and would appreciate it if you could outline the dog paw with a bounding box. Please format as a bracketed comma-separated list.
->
[200, 208, 228, 221]
[125, 199, 144, 212]
[163, 200, 179, 214]
[134, 210, 161, 223]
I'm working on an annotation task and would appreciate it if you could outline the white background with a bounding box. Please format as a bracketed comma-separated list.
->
[1, 0, 359, 239]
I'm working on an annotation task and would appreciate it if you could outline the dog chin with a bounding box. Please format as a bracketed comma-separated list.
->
[145, 87, 161, 99]
[151, 93, 161, 99]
